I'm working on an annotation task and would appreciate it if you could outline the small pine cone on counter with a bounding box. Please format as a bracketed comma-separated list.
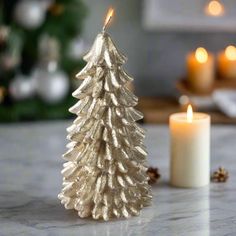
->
[147, 167, 161, 185]
[211, 167, 229, 183]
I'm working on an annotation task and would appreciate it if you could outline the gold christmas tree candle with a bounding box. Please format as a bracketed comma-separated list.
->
[58, 8, 152, 221]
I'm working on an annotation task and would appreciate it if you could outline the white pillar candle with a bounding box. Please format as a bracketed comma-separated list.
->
[170, 105, 210, 188]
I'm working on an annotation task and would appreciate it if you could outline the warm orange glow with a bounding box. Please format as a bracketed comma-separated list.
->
[195, 47, 208, 63]
[225, 45, 236, 61]
[205, 0, 224, 17]
[187, 105, 193, 123]
[0, 86, 6, 103]
[103, 8, 114, 30]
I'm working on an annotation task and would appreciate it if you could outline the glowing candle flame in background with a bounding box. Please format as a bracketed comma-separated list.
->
[225, 45, 236, 61]
[187, 105, 193, 123]
[205, 0, 224, 17]
[195, 47, 208, 63]
[103, 8, 114, 31]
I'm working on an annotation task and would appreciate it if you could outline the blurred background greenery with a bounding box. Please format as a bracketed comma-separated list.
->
[1, 0, 236, 124]
[0, 0, 87, 122]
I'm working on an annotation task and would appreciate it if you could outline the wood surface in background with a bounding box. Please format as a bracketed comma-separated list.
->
[138, 97, 236, 124]
[177, 79, 236, 96]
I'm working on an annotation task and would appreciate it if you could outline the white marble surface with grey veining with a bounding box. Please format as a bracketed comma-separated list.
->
[0, 122, 236, 236]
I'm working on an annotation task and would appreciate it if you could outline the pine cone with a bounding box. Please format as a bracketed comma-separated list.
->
[211, 167, 229, 183]
[147, 167, 161, 184]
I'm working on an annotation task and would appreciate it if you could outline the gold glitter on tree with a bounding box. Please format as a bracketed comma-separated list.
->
[58, 22, 152, 221]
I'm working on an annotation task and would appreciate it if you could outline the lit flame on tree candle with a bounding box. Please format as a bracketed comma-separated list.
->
[195, 47, 208, 63]
[187, 105, 193, 123]
[225, 45, 236, 61]
[103, 8, 114, 31]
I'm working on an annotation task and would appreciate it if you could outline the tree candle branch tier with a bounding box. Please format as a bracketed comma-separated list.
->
[170, 105, 210, 188]
[58, 8, 152, 221]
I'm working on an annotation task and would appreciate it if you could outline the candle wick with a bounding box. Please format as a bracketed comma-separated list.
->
[103, 11, 113, 32]
[102, 20, 109, 32]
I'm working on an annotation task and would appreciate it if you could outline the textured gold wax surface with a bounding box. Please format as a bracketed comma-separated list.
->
[58, 32, 152, 221]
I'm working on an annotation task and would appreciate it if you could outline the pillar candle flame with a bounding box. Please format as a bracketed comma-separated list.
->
[205, 0, 224, 17]
[225, 45, 236, 61]
[187, 105, 193, 123]
[103, 8, 114, 31]
[195, 47, 208, 63]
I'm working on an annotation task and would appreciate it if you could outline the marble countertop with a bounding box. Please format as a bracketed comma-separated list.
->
[0, 122, 235, 236]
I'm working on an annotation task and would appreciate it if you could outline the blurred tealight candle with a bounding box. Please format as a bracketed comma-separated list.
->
[205, 0, 224, 17]
[218, 45, 236, 80]
[170, 105, 210, 188]
[187, 47, 215, 93]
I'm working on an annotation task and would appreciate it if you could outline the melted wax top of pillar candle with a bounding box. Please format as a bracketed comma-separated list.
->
[170, 112, 209, 123]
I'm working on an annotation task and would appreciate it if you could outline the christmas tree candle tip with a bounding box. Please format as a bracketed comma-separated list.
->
[103, 8, 114, 32]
